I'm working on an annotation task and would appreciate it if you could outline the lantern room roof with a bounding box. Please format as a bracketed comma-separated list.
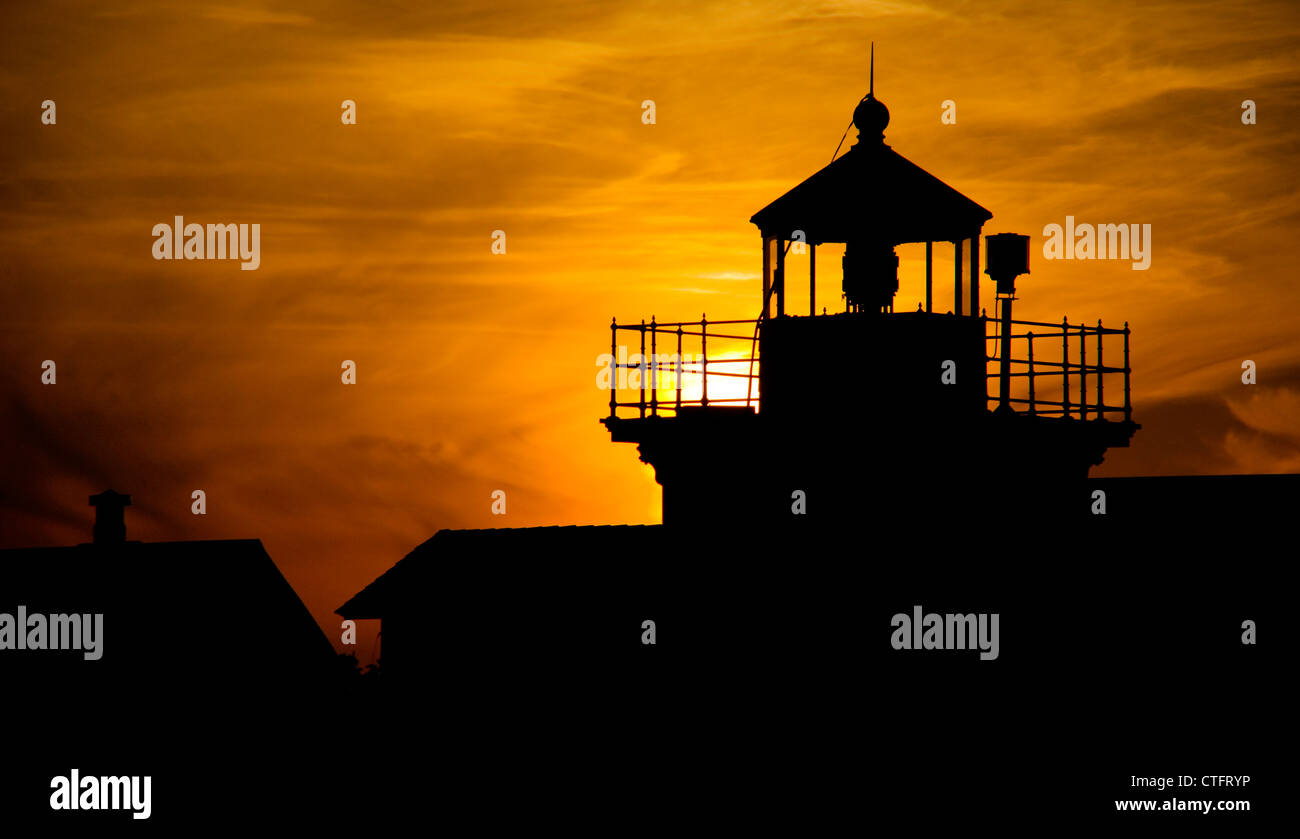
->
[749, 139, 993, 246]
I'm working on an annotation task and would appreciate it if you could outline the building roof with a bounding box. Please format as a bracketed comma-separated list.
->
[337, 525, 664, 619]
[0, 538, 336, 684]
[749, 141, 993, 246]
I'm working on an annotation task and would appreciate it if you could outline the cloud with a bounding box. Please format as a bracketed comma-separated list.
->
[1098, 365, 1300, 476]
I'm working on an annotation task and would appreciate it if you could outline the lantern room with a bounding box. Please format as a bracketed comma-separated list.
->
[748, 64, 991, 321]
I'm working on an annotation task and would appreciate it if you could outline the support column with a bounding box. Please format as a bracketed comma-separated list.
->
[999, 293, 1014, 411]
[761, 236, 771, 318]
[810, 244, 817, 316]
[776, 237, 785, 317]
[925, 241, 933, 313]
[970, 232, 980, 318]
[953, 239, 963, 315]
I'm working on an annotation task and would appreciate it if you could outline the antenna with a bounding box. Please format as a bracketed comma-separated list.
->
[869, 42, 874, 96]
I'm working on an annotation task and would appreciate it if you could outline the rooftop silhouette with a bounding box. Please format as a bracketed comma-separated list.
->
[1, 491, 337, 694]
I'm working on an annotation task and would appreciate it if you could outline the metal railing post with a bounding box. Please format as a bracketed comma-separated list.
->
[1027, 331, 1036, 415]
[609, 317, 618, 419]
[649, 316, 658, 417]
[1061, 317, 1070, 419]
[1123, 321, 1132, 423]
[1096, 319, 1104, 420]
[676, 324, 683, 413]
[639, 319, 646, 419]
[1079, 321, 1087, 421]
[701, 314, 709, 407]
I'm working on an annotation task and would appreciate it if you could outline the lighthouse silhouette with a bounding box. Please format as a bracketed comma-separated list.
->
[336, 50, 1275, 691]
[331, 56, 1283, 830]
[603, 47, 1140, 529]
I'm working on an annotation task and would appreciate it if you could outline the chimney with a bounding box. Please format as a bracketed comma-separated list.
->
[89, 489, 131, 544]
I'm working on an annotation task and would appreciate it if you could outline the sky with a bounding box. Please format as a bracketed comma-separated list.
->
[2, 0, 1299, 657]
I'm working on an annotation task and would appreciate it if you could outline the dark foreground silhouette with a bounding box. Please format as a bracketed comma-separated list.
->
[2, 69, 1286, 829]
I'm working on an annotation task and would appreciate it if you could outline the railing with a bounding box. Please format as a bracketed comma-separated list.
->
[603, 312, 1133, 423]
[605, 316, 760, 419]
[985, 316, 1132, 422]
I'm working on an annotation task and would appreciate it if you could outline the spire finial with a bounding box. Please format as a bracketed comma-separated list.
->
[852, 42, 889, 145]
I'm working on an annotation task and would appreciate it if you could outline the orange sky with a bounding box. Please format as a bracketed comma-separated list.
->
[3, 0, 1299, 657]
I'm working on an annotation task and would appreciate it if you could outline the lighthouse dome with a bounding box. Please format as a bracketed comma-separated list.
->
[853, 93, 890, 144]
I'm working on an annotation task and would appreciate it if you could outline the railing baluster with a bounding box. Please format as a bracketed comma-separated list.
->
[676, 324, 683, 413]
[1079, 320, 1087, 421]
[649, 315, 658, 417]
[1123, 321, 1131, 423]
[1061, 317, 1070, 419]
[610, 317, 618, 419]
[701, 313, 709, 407]
[1096, 319, 1104, 420]
[639, 318, 646, 419]
[1027, 331, 1036, 416]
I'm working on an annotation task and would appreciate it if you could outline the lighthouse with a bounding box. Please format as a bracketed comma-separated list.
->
[602, 62, 1140, 528]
